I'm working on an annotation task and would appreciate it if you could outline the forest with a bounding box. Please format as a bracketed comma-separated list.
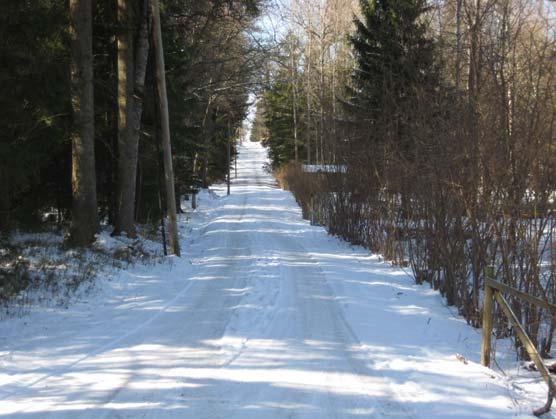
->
[257, 0, 555, 360]
[1, 0, 556, 409]
[0, 0, 265, 247]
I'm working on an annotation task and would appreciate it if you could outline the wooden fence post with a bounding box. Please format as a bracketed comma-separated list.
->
[494, 291, 556, 415]
[481, 266, 495, 367]
[481, 272, 556, 415]
[310, 194, 315, 225]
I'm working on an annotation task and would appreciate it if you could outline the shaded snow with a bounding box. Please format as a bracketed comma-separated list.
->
[0, 141, 551, 418]
[1, 227, 164, 319]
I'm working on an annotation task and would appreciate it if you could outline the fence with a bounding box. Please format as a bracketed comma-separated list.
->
[481, 267, 556, 416]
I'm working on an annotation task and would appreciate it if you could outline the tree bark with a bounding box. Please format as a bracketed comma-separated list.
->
[69, 0, 98, 246]
[0, 165, 10, 237]
[455, 0, 462, 90]
[191, 151, 198, 209]
[114, 0, 142, 236]
[227, 123, 231, 196]
[200, 103, 216, 189]
[291, 36, 299, 162]
[306, 18, 313, 165]
[151, 0, 180, 256]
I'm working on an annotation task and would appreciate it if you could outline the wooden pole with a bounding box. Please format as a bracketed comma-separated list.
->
[291, 36, 298, 162]
[151, 0, 180, 256]
[485, 278, 556, 316]
[310, 194, 315, 225]
[227, 139, 231, 196]
[227, 122, 231, 196]
[481, 268, 556, 414]
[480, 267, 495, 367]
[494, 291, 556, 415]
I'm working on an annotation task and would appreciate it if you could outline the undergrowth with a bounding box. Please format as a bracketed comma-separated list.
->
[0, 226, 164, 319]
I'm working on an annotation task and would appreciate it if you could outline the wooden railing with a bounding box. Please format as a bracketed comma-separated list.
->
[481, 267, 556, 416]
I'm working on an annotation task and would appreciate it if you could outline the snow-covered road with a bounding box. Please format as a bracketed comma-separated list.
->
[0, 141, 543, 418]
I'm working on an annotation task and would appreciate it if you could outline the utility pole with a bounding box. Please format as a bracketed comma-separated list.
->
[151, 0, 180, 256]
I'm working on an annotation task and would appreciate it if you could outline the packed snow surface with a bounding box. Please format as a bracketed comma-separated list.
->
[0, 141, 548, 418]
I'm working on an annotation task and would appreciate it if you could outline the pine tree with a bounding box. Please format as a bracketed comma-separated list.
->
[0, 0, 70, 234]
[69, 0, 98, 245]
[114, 0, 138, 237]
[114, 0, 151, 237]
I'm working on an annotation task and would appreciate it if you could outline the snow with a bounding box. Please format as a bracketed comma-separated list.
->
[1, 227, 165, 319]
[0, 140, 551, 418]
[302, 164, 347, 173]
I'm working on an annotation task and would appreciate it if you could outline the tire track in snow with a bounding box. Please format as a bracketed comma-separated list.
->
[0, 272, 199, 403]
[266, 231, 419, 419]
[202, 163, 418, 417]
[1, 190, 251, 410]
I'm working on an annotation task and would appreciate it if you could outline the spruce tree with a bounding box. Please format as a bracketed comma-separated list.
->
[263, 72, 304, 169]
[349, 0, 436, 158]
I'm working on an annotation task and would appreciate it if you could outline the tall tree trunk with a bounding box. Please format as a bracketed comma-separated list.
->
[291, 37, 299, 162]
[191, 151, 198, 209]
[69, 0, 98, 246]
[151, 0, 180, 256]
[227, 125, 231, 196]
[114, 0, 138, 236]
[200, 102, 216, 189]
[455, 0, 462, 90]
[319, 34, 325, 165]
[130, 0, 151, 225]
[0, 165, 10, 237]
[306, 21, 313, 165]
[467, 0, 481, 102]
[128, 0, 151, 193]
[331, 4, 338, 163]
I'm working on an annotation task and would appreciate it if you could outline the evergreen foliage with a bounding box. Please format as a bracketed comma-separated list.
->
[0, 1, 71, 230]
[0, 0, 262, 235]
[262, 74, 301, 168]
[348, 0, 437, 159]
[256, 34, 305, 169]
